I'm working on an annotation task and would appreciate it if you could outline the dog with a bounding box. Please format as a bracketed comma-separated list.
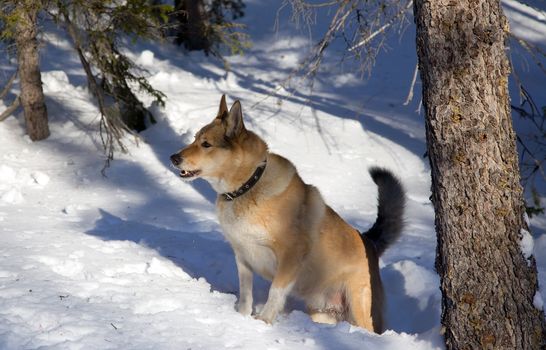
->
[170, 95, 405, 333]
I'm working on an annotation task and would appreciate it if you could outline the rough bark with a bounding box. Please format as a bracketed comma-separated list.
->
[15, 3, 49, 141]
[414, 0, 546, 349]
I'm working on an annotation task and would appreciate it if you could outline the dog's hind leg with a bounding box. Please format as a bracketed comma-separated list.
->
[235, 256, 253, 316]
[346, 280, 375, 332]
[306, 289, 345, 325]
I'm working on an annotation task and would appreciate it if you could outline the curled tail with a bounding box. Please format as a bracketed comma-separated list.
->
[364, 167, 406, 256]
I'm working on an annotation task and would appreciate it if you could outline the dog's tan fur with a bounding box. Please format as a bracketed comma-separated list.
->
[171, 96, 390, 332]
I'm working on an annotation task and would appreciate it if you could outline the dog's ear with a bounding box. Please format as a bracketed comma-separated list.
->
[217, 94, 228, 119]
[224, 100, 246, 138]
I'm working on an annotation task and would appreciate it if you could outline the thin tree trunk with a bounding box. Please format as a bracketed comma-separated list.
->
[15, 3, 49, 141]
[414, 0, 545, 349]
[186, 0, 209, 51]
[175, 0, 211, 52]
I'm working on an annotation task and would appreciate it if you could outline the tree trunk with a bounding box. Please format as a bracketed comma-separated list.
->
[414, 0, 545, 349]
[15, 3, 49, 141]
[174, 0, 211, 53]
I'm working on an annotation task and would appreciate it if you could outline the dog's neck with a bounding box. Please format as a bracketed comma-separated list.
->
[205, 156, 267, 195]
[221, 160, 267, 201]
[205, 177, 233, 194]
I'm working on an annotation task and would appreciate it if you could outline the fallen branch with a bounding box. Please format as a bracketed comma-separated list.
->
[0, 95, 20, 122]
[0, 69, 18, 100]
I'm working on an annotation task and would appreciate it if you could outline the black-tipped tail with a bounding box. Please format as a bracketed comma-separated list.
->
[364, 167, 406, 256]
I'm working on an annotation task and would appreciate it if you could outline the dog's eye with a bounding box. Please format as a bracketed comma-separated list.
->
[201, 141, 212, 148]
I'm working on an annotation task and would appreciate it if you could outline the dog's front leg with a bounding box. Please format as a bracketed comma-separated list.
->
[235, 256, 253, 316]
[257, 255, 299, 324]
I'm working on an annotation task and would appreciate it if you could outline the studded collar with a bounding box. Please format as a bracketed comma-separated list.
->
[221, 160, 267, 201]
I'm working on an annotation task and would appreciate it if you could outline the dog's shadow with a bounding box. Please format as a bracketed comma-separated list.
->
[86, 209, 302, 312]
[87, 210, 437, 333]
[381, 264, 441, 334]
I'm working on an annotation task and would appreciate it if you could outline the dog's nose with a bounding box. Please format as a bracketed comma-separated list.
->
[170, 153, 182, 166]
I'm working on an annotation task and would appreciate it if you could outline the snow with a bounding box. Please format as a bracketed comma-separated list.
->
[42, 71, 70, 93]
[0, 188, 24, 205]
[0, 1, 545, 349]
[519, 228, 535, 264]
[31, 171, 50, 186]
[503, 0, 546, 44]
[137, 50, 155, 66]
[534, 291, 545, 310]
[0, 165, 17, 182]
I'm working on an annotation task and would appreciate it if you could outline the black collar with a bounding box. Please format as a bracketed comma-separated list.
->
[221, 160, 267, 201]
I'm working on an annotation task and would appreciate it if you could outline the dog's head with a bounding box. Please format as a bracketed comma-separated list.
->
[170, 95, 265, 189]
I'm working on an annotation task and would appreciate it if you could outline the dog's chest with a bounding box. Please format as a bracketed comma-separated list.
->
[217, 203, 277, 280]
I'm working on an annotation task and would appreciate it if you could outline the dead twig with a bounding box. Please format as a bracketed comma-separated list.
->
[349, 0, 413, 52]
[404, 61, 419, 105]
[0, 95, 20, 121]
[0, 69, 17, 100]
[511, 33, 546, 76]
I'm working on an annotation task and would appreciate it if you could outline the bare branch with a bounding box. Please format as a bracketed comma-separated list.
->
[293, 1, 340, 8]
[404, 61, 419, 105]
[349, 0, 413, 52]
[0, 96, 20, 122]
[278, 0, 415, 91]
[511, 33, 546, 76]
[416, 98, 422, 114]
[0, 69, 17, 100]
[60, 6, 131, 172]
[305, 0, 353, 79]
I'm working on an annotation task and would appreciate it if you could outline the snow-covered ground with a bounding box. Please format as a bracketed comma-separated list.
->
[0, 1, 545, 349]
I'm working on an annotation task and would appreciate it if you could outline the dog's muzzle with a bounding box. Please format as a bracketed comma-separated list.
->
[170, 153, 182, 166]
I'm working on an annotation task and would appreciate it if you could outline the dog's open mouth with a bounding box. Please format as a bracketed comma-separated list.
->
[179, 169, 201, 178]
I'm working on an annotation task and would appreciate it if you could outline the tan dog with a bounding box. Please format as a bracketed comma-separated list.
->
[170, 95, 405, 333]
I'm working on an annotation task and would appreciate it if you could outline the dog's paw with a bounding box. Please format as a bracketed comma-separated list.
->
[254, 313, 274, 325]
[236, 302, 252, 316]
[255, 301, 281, 324]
